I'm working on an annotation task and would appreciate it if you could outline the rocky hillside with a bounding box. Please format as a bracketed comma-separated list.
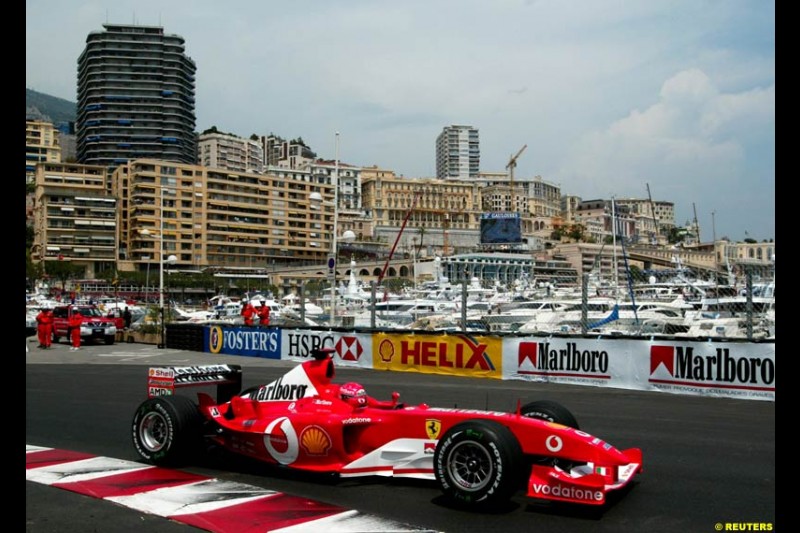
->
[26, 88, 76, 126]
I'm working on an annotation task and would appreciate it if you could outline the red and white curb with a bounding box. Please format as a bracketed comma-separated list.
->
[26, 445, 440, 532]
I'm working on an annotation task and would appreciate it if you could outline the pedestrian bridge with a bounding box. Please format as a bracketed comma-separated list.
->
[625, 246, 717, 273]
[266, 246, 731, 293]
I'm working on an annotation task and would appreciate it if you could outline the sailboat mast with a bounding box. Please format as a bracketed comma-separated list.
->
[611, 197, 619, 298]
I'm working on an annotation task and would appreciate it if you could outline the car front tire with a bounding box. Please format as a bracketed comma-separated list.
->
[434, 419, 523, 507]
[519, 400, 579, 429]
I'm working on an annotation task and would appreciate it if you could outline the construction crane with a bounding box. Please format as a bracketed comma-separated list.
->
[506, 144, 527, 213]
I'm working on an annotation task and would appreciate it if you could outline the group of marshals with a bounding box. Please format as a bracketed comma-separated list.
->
[241, 300, 271, 326]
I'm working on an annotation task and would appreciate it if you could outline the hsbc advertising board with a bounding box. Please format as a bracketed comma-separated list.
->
[503, 337, 775, 401]
[281, 329, 373, 369]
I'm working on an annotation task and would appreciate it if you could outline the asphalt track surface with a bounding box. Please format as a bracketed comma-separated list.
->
[26, 338, 776, 532]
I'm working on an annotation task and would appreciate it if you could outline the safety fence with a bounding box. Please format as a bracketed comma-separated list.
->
[165, 323, 775, 402]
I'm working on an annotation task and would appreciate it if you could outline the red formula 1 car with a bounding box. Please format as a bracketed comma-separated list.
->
[131, 349, 642, 508]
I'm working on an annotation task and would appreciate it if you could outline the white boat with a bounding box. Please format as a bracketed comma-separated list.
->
[282, 293, 325, 318]
[516, 298, 690, 335]
[481, 299, 576, 333]
[172, 305, 216, 323]
[676, 290, 775, 339]
[344, 298, 461, 329]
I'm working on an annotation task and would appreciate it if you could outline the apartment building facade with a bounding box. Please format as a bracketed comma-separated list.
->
[477, 173, 562, 234]
[573, 199, 637, 243]
[198, 131, 265, 174]
[613, 197, 676, 245]
[26, 120, 62, 184]
[262, 135, 317, 169]
[114, 160, 335, 274]
[76, 24, 197, 167]
[361, 172, 482, 257]
[31, 162, 117, 278]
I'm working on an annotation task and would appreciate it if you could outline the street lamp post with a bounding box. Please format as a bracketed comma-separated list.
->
[331, 132, 340, 327]
[142, 255, 151, 303]
[310, 133, 355, 327]
[159, 250, 177, 348]
[154, 187, 177, 348]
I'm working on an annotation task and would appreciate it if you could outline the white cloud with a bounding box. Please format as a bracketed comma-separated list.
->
[25, 0, 775, 241]
[558, 68, 774, 238]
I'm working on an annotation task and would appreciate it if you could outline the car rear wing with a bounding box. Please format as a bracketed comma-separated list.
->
[147, 364, 242, 403]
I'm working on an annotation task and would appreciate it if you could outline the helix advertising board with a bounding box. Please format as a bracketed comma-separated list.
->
[372, 331, 503, 379]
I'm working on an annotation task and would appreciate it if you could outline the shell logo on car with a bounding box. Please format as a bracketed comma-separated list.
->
[300, 426, 332, 456]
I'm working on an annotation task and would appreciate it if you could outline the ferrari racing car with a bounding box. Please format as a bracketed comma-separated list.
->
[131, 348, 643, 508]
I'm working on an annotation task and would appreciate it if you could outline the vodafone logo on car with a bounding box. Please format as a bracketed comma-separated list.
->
[545, 435, 563, 452]
[531, 483, 604, 503]
[264, 417, 299, 465]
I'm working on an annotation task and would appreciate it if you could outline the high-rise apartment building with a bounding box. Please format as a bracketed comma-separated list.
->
[76, 24, 197, 168]
[435, 125, 479, 180]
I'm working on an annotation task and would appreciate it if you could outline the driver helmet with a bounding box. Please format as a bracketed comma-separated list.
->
[339, 382, 367, 407]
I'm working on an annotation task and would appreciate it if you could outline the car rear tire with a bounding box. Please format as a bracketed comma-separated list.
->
[520, 400, 580, 429]
[434, 419, 523, 507]
[132, 395, 203, 466]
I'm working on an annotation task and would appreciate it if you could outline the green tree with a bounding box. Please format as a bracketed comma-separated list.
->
[26, 252, 44, 290]
[567, 224, 585, 242]
[667, 227, 686, 245]
[302, 280, 325, 299]
[46, 260, 84, 292]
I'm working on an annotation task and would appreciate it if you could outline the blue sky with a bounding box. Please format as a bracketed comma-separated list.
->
[26, 0, 775, 243]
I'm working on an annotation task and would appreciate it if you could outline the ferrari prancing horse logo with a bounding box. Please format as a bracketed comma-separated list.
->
[425, 419, 441, 440]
